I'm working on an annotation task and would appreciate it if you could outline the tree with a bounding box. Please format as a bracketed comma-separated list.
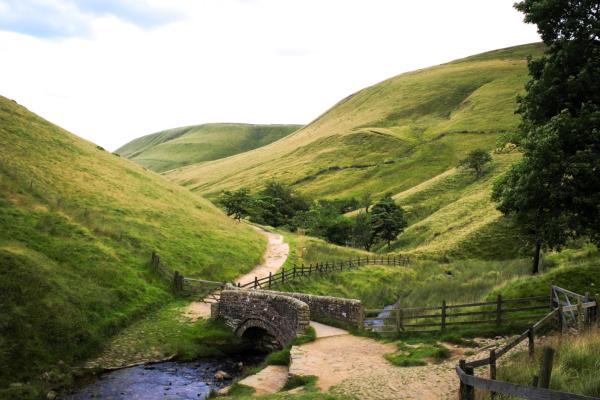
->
[493, 0, 600, 273]
[352, 212, 375, 251]
[459, 149, 492, 178]
[370, 193, 407, 249]
[360, 192, 372, 214]
[219, 188, 253, 221]
[325, 218, 353, 246]
[254, 181, 311, 227]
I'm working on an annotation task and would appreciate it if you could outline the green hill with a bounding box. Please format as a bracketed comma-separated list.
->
[167, 43, 545, 200]
[116, 123, 302, 172]
[164, 43, 545, 257]
[0, 96, 265, 392]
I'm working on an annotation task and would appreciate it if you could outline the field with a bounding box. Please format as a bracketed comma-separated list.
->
[116, 123, 301, 172]
[0, 96, 265, 395]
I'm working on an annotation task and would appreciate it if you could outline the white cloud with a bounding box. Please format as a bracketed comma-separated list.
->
[0, 0, 540, 150]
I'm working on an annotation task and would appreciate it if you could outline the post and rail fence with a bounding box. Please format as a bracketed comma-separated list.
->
[237, 254, 410, 289]
[150, 252, 409, 300]
[364, 295, 551, 334]
[455, 285, 598, 400]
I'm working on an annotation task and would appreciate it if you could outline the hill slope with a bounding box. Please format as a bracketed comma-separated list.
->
[0, 96, 264, 392]
[167, 43, 544, 201]
[116, 123, 302, 172]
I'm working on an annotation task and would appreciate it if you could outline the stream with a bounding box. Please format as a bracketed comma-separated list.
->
[62, 355, 263, 400]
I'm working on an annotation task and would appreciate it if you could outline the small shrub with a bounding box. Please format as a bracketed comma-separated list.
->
[265, 348, 291, 366]
[282, 375, 318, 391]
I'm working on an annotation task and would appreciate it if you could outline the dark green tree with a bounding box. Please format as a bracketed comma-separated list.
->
[459, 149, 492, 178]
[352, 212, 375, 251]
[370, 193, 407, 249]
[325, 218, 353, 246]
[254, 181, 310, 227]
[493, 0, 600, 273]
[218, 188, 253, 221]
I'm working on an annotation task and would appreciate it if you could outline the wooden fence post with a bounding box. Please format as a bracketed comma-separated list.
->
[173, 271, 183, 294]
[254, 276, 258, 289]
[293, 265, 296, 280]
[441, 300, 447, 332]
[557, 306, 564, 334]
[490, 349, 497, 399]
[496, 295, 502, 326]
[584, 292, 590, 326]
[528, 326, 535, 358]
[395, 308, 400, 332]
[459, 360, 474, 400]
[281, 268, 285, 283]
[537, 346, 555, 389]
[268, 272, 272, 288]
[577, 296, 584, 331]
[309, 264, 312, 275]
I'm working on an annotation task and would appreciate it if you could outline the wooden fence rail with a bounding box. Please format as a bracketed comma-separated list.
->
[364, 295, 550, 333]
[456, 285, 598, 400]
[238, 254, 410, 289]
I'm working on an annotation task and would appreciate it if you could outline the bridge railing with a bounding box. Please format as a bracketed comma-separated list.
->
[237, 254, 409, 289]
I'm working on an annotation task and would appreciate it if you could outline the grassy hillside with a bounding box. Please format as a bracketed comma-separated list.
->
[167, 43, 545, 202]
[0, 96, 265, 394]
[116, 123, 302, 172]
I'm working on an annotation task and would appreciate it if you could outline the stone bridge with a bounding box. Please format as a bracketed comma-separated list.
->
[212, 287, 364, 348]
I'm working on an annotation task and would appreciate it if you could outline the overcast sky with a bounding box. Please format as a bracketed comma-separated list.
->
[0, 0, 541, 151]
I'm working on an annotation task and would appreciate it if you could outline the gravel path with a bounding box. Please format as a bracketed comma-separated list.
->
[289, 333, 515, 399]
[183, 226, 289, 320]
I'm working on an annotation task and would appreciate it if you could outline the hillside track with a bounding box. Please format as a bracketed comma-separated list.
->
[182, 226, 289, 320]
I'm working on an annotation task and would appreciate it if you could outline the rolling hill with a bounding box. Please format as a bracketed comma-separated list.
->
[116, 123, 302, 172]
[166, 43, 545, 201]
[0, 96, 265, 392]
[162, 43, 545, 258]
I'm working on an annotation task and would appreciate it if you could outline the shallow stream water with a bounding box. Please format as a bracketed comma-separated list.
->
[62, 356, 261, 400]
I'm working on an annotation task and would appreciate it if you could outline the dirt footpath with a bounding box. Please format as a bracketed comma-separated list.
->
[289, 332, 490, 400]
[183, 226, 289, 320]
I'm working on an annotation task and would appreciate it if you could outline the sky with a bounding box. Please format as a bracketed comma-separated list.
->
[0, 0, 541, 151]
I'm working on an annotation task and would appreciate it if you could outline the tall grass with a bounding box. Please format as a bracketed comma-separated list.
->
[495, 329, 600, 398]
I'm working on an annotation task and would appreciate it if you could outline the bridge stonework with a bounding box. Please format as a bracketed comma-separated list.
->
[262, 290, 364, 327]
[215, 289, 310, 347]
[213, 287, 363, 347]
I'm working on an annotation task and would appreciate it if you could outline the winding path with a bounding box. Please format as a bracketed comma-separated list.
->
[183, 226, 289, 321]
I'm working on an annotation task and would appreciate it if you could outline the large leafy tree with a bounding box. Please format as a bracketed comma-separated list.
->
[254, 181, 311, 227]
[493, 0, 600, 273]
[459, 149, 492, 178]
[370, 193, 407, 249]
[352, 212, 376, 251]
[219, 188, 253, 221]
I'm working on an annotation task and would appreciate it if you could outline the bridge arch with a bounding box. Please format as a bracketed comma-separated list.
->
[215, 289, 310, 348]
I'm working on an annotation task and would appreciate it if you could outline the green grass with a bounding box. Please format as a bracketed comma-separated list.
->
[264, 348, 291, 366]
[277, 256, 531, 309]
[282, 375, 318, 391]
[384, 342, 450, 367]
[490, 243, 600, 301]
[117, 123, 301, 172]
[495, 329, 600, 398]
[0, 95, 265, 395]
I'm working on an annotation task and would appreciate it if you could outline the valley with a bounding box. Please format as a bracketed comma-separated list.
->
[1, 31, 599, 400]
